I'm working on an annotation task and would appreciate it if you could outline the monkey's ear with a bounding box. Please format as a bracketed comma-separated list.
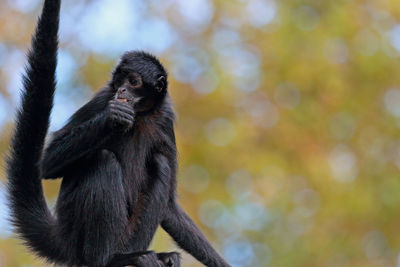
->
[156, 76, 166, 93]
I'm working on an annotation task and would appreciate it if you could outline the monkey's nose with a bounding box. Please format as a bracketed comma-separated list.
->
[118, 88, 127, 93]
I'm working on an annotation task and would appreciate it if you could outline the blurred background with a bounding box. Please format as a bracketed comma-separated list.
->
[0, 0, 400, 266]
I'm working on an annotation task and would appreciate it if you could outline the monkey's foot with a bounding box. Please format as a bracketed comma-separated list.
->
[134, 251, 159, 267]
[106, 250, 180, 267]
[157, 252, 181, 267]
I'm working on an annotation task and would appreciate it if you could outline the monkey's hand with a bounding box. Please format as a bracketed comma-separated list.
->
[134, 251, 163, 267]
[106, 99, 135, 131]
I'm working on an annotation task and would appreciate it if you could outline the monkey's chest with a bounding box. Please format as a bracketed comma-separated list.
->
[117, 137, 153, 187]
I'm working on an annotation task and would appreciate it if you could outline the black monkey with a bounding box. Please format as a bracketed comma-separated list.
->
[7, 1, 230, 267]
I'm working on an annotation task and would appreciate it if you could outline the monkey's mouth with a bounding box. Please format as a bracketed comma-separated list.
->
[116, 95, 134, 103]
[116, 98, 128, 103]
[115, 95, 143, 104]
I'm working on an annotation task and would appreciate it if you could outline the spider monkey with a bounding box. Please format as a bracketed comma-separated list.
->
[7, 0, 230, 266]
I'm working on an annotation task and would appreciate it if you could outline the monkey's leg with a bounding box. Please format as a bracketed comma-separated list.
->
[78, 150, 129, 267]
[106, 154, 179, 267]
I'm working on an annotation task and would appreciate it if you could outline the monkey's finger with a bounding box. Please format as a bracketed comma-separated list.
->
[112, 112, 134, 123]
[119, 108, 135, 118]
[110, 116, 134, 128]
[110, 100, 134, 110]
[110, 104, 135, 117]
[111, 114, 134, 124]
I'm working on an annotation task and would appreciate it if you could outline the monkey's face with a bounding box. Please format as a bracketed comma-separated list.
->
[114, 72, 144, 104]
[113, 70, 167, 112]
[111, 53, 168, 113]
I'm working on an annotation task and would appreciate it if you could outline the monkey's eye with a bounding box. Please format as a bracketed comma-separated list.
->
[129, 77, 138, 86]
[128, 74, 142, 88]
[129, 78, 138, 86]
[156, 76, 166, 93]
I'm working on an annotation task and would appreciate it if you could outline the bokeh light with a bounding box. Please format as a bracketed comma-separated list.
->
[329, 144, 358, 183]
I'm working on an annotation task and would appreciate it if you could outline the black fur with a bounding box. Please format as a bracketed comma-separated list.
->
[7, 0, 230, 266]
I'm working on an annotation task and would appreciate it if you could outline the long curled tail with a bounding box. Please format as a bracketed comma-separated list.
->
[6, 0, 66, 263]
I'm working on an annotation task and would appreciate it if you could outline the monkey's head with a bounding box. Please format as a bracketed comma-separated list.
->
[110, 51, 168, 113]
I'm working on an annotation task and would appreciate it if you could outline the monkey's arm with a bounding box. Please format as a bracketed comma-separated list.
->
[161, 203, 230, 267]
[41, 99, 134, 179]
[40, 113, 110, 178]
